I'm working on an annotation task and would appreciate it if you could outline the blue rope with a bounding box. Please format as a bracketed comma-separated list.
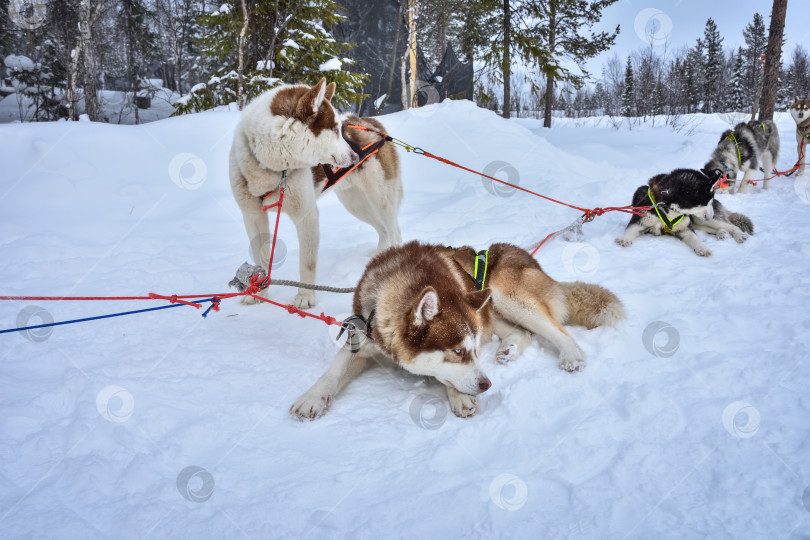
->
[0, 297, 219, 335]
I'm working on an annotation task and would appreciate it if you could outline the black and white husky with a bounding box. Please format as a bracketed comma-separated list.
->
[615, 168, 754, 257]
[704, 119, 780, 194]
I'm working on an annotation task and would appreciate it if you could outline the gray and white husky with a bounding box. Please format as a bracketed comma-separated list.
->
[616, 168, 754, 257]
[704, 119, 779, 194]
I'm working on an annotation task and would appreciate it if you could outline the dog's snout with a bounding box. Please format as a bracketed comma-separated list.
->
[478, 377, 492, 393]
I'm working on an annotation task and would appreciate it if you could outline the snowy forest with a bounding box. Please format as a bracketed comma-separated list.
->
[2, 0, 807, 125]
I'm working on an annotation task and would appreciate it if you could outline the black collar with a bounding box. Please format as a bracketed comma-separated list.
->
[321, 129, 387, 191]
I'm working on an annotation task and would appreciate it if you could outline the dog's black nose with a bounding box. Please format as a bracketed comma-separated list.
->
[478, 378, 492, 392]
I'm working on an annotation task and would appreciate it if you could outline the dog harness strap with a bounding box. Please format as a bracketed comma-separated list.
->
[471, 249, 489, 290]
[321, 132, 387, 192]
[259, 169, 288, 200]
[725, 132, 742, 166]
[648, 188, 683, 235]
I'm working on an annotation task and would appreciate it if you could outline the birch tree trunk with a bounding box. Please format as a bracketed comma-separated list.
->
[502, 0, 511, 119]
[408, 0, 417, 108]
[79, 0, 105, 121]
[237, 0, 249, 110]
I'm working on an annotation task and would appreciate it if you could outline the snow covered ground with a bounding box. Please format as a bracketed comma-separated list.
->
[1, 101, 809, 539]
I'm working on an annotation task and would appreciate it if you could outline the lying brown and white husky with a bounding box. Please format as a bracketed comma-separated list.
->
[290, 241, 625, 420]
[790, 97, 810, 176]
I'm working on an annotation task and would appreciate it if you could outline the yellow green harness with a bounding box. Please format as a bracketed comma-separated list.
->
[471, 249, 489, 290]
[648, 188, 683, 235]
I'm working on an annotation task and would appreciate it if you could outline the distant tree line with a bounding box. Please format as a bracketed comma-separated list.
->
[526, 13, 809, 122]
[0, 2, 803, 125]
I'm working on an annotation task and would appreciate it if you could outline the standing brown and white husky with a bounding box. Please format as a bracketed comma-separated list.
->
[290, 242, 625, 420]
[790, 97, 810, 176]
[229, 78, 403, 309]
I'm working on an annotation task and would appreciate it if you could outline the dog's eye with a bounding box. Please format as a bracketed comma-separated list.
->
[454, 349, 463, 356]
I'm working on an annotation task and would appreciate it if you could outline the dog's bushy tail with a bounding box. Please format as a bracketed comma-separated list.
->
[559, 282, 626, 329]
[728, 212, 754, 234]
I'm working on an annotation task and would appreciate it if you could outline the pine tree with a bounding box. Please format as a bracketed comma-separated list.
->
[702, 18, 723, 114]
[457, 0, 552, 119]
[620, 56, 634, 117]
[686, 38, 705, 112]
[729, 48, 747, 111]
[742, 13, 767, 109]
[758, 0, 787, 121]
[173, 0, 369, 115]
[651, 80, 665, 117]
[530, 0, 619, 127]
[117, 0, 156, 123]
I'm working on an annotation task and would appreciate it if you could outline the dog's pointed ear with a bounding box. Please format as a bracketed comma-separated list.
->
[296, 78, 327, 118]
[324, 82, 336, 102]
[414, 287, 439, 325]
[466, 289, 491, 312]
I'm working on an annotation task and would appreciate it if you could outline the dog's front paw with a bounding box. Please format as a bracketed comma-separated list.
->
[496, 343, 519, 364]
[716, 229, 729, 240]
[693, 246, 712, 257]
[293, 290, 318, 309]
[733, 231, 750, 243]
[559, 345, 586, 372]
[240, 290, 266, 305]
[615, 238, 632, 247]
[448, 392, 478, 418]
[290, 390, 332, 420]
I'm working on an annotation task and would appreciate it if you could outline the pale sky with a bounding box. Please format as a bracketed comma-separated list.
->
[583, 0, 808, 76]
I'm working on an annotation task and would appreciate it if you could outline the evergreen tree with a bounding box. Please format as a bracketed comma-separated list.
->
[742, 12, 767, 108]
[593, 81, 608, 115]
[729, 47, 747, 111]
[686, 38, 705, 112]
[173, 0, 368, 115]
[702, 18, 723, 114]
[529, 0, 619, 127]
[116, 0, 156, 123]
[457, 0, 553, 119]
[620, 56, 633, 116]
[651, 79, 665, 117]
[786, 46, 809, 103]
